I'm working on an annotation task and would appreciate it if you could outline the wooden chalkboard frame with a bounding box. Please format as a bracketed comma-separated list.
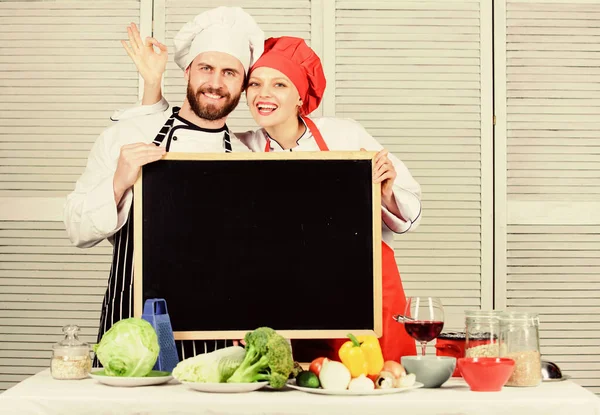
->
[133, 151, 382, 340]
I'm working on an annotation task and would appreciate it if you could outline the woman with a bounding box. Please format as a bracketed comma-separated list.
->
[120, 27, 421, 362]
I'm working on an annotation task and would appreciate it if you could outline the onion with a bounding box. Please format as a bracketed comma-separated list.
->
[378, 361, 415, 388]
[382, 360, 406, 378]
[318, 359, 351, 390]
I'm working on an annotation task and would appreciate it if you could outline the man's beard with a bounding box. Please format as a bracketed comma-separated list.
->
[187, 84, 241, 121]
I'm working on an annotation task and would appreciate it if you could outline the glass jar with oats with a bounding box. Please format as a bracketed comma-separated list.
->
[499, 312, 542, 387]
[50, 325, 92, 380]
[465, 310, 502, 358]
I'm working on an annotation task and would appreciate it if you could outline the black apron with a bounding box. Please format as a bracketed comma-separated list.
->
[93, 107, 233, 367]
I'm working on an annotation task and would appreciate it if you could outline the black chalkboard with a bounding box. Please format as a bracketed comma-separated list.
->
[133, 152, 382, 340]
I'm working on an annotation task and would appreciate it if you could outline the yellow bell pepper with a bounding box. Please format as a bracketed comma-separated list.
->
[338, 333, 384, 377]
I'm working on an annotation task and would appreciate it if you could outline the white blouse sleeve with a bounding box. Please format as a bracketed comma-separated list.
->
[63, 127, 132, 248]
[350, 119, 422, 233]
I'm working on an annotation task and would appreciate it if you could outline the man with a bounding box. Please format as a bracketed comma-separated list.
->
[63, 6, 264, 363]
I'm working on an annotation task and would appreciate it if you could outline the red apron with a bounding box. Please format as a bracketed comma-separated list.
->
[266, 117, 416, 362]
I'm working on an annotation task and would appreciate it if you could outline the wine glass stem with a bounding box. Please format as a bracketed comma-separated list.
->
[421, 342, 427, 356]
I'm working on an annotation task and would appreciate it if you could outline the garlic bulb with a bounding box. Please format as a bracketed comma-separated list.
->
[348, 374, 375, 391]
[396, 373, 417, 388]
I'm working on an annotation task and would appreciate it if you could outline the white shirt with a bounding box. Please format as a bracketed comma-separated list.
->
[63, 105, 248, 248]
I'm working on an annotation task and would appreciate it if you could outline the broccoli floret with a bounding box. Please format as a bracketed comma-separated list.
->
[227, 327, 293, 389]
[267, 372, 289, 389]
[244, 327, 275, 354]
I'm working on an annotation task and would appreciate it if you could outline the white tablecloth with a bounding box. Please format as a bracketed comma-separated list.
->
[1, 369, 599, 415]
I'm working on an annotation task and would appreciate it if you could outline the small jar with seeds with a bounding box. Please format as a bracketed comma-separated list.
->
[50, 325, 92, 380]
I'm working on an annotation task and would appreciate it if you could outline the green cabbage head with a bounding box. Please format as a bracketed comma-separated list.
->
[93, 318, 159, 377]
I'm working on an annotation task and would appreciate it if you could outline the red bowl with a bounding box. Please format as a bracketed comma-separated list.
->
[458, 357, 515, 392]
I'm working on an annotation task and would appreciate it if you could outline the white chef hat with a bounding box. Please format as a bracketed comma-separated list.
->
[173, 6, 264, 74]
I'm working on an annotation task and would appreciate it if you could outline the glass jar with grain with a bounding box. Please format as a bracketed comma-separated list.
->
[50, 325, 92, 380]
[465, 310, 501, 358]
[499, 312, 542, 387]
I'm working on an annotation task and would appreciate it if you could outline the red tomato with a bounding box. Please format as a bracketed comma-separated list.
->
[309, 357, 328, 376]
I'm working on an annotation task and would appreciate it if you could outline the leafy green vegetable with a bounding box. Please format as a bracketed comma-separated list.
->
[93, 318, 159, 377]
[226, 327, 294, 389]
[172, 346, 246, 383]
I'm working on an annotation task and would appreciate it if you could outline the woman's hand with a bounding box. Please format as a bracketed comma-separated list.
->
[372, 149, 397, 199]
[364, 148, 403, 219]
[121, 22, 168, 87]
[362, 148, 404, 218]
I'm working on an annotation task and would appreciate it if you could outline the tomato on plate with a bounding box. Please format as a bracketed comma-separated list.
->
[309, 357, 328, 376]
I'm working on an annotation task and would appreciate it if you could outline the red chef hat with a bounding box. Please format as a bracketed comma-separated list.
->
[250, 36, 326, 115]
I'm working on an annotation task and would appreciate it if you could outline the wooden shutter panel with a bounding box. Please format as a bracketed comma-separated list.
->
[0, 220, 111, 391]
[0, 0, 144, 197]
[0, 0, 146, 391]
[497, 0, 600, 395]
[334, 0, 494, 330]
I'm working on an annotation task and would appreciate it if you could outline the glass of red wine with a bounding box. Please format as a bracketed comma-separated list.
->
[403, 297, 445, 356]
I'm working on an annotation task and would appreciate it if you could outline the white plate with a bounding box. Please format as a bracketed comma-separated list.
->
[89, 370, 173, 387]
[287, 382, 424, 396]
[182, 381, 268, 393]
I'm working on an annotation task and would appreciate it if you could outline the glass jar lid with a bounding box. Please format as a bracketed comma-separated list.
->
[52, 324, 90, 357]
[499, 311, 540, 326]
[465, 310, 503, 325]
[465, 310, 502, 318]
